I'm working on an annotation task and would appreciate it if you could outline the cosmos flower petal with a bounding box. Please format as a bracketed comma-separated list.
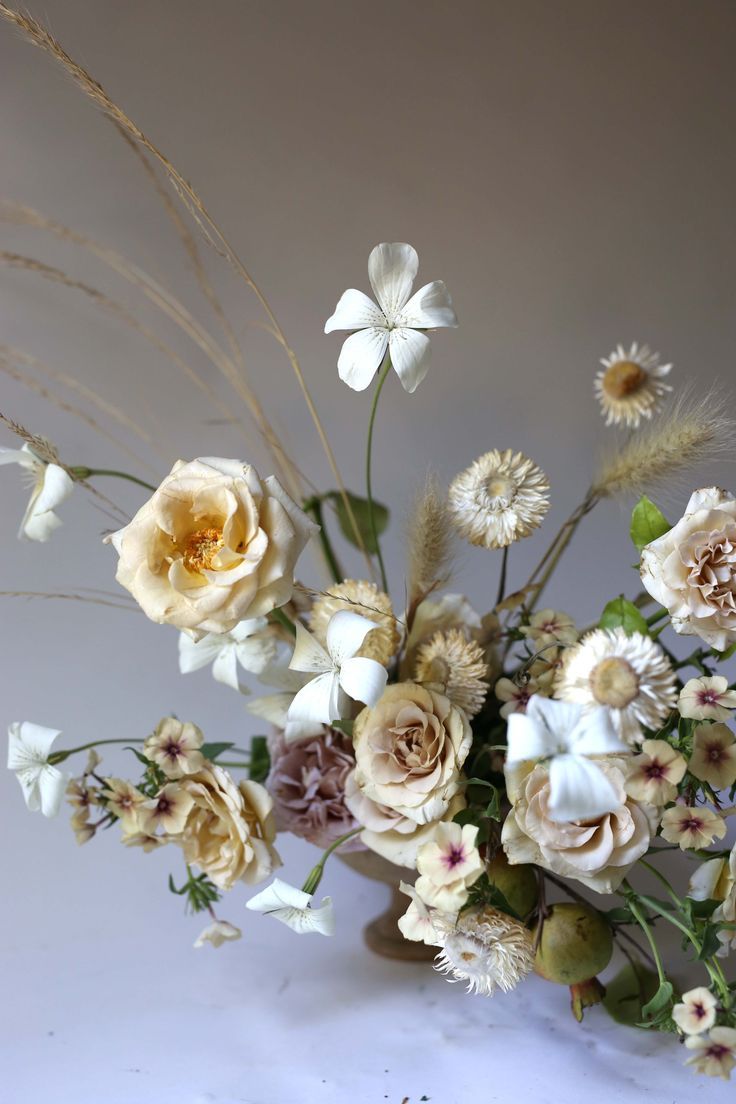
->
[396, 280, 458, 330]
[287, 671, 342, 725]
[211, 646, 243, 692]
[368, 242, 418, 319]
[289, 620, 332, 674]
[388, 328, 431, 394]
[547, 754, 621, 822]
[505, 710, 559, 764]
[324, 288, 385, 333]
[339, 656, 388, 707]
[337, 327, 389, 391]
[32, 462, 74, 515]
[246, 878, 335, 936]
[326, 610, 378, 664]
[178, 632, 227, 673]
[569, 706, 628, 755]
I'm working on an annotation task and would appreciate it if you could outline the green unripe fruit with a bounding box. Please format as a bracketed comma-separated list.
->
[535, 903, 613, 986]
[486, 852, 537, 918]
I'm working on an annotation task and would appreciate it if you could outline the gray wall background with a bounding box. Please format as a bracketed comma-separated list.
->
[0, 0, 735, 986]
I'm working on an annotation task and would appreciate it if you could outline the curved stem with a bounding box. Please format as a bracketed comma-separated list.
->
[496, 546, 509, 608]
[49, 737, 142, 764]
[365, 355, 392, 594]
[302, 826, 363, 894]
[303, 496, 343, 583]
[71, 466, 157, 492]
[627, 897, 667, 985]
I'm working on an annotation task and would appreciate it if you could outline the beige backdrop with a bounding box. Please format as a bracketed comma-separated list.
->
[1, 4, 736, 1100]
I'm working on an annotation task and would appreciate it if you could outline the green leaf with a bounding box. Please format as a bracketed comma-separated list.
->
[640, 980, 674, 1022]
[326, 490, 389, 554]
[248, 735, 270, 784]
[697, 923, 723, 960]
[599, 596, 650, 637]
[484, 788, 501, 822]
[714, 642, 736, 661]
[604, 906, 636, 925]
[331, 719, 354, 738]
[630, 496, 670, 553]
[200, 741, 235, 761]
[126, 746, 152, 767]
[603, 963, 660, 1027]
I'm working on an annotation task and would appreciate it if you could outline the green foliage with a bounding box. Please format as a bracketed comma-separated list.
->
[639, 980, 675, 1027]
[326, 490, 389, 554]
[714, 642, 736, 661]
[603, 962, 660, 1027]
[630, 495, 670, 553]
[200, 741, 235, 761]
[465, 874, 524, 922]
[599, 596, 650, 637]
[331, 719, 354, 739]
[248, 736, 270, 784]
[168, 868, 220, 914]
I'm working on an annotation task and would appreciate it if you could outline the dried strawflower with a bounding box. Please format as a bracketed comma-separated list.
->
[688, 723, 736, 790]
[555, 627, 677, 746]
[684, 1027, 736, 1080]
[595, 342, 672, 428]
[414, 628, 489, 718]
[659, 805, 727, 850]
[679, 677, 736, 722]
[434, 907, 535, 996]
[309, 581, 399, 665]
[672, 987, 718, 1035]
[624, 739, 687, 805]
[448, 449, 550, 549]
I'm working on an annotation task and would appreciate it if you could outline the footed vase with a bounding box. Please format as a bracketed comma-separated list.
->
[339, 849, 436, 962]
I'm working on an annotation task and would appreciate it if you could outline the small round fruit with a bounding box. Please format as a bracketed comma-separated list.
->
[535, 902, 613, 985]
[486, 852, 537, 918]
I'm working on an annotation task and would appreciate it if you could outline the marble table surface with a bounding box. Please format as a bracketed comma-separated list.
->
[2, 821, 732, 1104]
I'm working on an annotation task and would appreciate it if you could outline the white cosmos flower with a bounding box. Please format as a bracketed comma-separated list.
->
[7, 721, 67, 816]
[505, 696, 628, 822]
[287, 611, 388, 725]
[0, 444, 74, 541]
[178, 618, 280, 693]
[245, 877, 335, 936]
[325, 242, 457, 393]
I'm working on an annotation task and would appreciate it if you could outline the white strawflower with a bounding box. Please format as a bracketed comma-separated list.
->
[595, 342, 672, 428]
[556, 627, 677, 745]
[448, 449, 550, 549]
[434, 907, 535, 996]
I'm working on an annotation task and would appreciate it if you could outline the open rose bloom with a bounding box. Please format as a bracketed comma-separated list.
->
[107, 457, 316, 638]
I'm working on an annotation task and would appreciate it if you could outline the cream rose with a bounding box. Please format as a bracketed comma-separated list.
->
[352, 682, 472, 826]
[640, 487, 736, 651]
[345, 769, 466, 867]
[107, 457, 316, 638]
[502, 758, 656, 894]
[174, 766, 280, 890]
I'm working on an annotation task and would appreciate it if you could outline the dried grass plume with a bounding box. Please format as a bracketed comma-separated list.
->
[406, 472, 454, 607]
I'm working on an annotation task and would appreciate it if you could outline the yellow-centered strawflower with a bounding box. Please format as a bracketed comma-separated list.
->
[595, 342, 672, 428]
[448, 449, 550, 549]
[309, 580, 399, 665]
[414, 628, 489, 718]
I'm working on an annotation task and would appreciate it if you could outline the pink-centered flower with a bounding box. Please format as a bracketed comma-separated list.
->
[679, 676, 736, 722]
[659, 805, 727, 850]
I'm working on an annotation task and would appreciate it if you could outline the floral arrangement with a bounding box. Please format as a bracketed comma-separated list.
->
[2, 5, 736, 1084]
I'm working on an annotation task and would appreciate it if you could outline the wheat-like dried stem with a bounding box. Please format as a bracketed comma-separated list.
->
[406, 471, 454, 610]
[0, 4, 366, 559]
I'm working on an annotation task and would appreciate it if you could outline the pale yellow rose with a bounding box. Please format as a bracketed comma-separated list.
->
[107, 457, 316, 638]
[640, 487, 736, 651]
[352, 682, 472, 826]
[502, 757, 656, 894]
[174, 766, 280, 890]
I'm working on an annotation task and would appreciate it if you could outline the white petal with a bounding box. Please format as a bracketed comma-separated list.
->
[178, 632, 225, 674]
[547, 754, 621, 822]
[337, 328, 389, 391]
[34, 463, 74, 513]
[0, 447, 36, 470]
[287, 672, 343, 725]
[21, 504, 62, 542]
[570, 707, 628, 756]
[37, 765, 66, 817]
[339, 656, 388, 706]
[234, 635, 277, 675]
[395, 280, 458, 330]
[246, 693, 292, 727]
[212, 646, 243, 692]
[688, 858, 726, 902]
[505, 711, 557, 764]
[388, 328, 431, 393]
[7, 721, 61, 768]
[288, 621, 331, 674]
[277, 898, 334, 936]
[324, 288, 385, 333]
[368, 243, 418, 320]
[246, 878, 311, 913]
[326, 610, 378, 664]
[229, 618, 269, 643]
[525, 696, 582, 747]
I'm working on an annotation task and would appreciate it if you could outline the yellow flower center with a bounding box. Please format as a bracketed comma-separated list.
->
[602, 360, 648, 400]
[485, 475, 516, 507]
[589, 656, 640, 709]
[182, 527, 224, 574]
